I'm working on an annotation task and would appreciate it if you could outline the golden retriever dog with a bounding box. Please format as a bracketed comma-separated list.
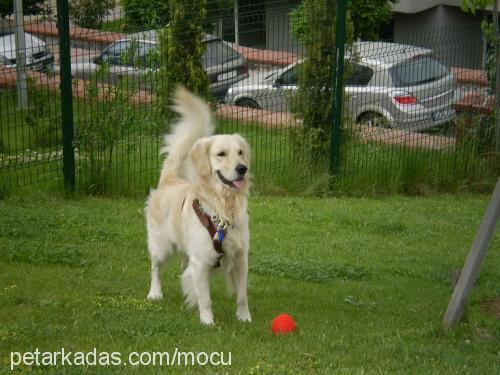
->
[146, 87, 251, 325]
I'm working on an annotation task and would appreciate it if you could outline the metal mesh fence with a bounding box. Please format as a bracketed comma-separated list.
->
[0, 0, 498, 196]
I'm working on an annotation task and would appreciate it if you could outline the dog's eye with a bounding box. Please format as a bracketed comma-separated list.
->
[238, 150, 243, 156]
[217, 151, 226, 157]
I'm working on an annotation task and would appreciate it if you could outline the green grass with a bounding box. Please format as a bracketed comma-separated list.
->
[100, 18, 127, 32]
[0, 193, 499, 373]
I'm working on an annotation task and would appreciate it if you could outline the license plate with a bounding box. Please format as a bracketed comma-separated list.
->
[217, 70, 237, 82]
[432, 109, 455, 122]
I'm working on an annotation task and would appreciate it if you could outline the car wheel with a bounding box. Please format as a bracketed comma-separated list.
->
[358, 112, 391, 128]
[236, 98, 260, 109]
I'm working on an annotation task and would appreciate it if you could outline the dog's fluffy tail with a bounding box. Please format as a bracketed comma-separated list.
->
[159, 86, 214, 184]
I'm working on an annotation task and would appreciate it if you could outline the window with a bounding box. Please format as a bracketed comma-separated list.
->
[345, 64, 373, 86]
[202, 41, 240, 67]
[389, 56, 449, 87]
[279, 65, 298, 86]
[137, 42, 158, 68]
[101, 41, 132, 66]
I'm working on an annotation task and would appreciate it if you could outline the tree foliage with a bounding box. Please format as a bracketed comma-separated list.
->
[291, 0, 394, 42]
[69, 0, 115, 29]
[121, 0, 233, 32]
[291, 0, 353, 159]
[154, 0, 210, 113]
[120, 0, 170, 31]
[0, 0, 45, 18]
[461, 0, 497, 153]
[461, 0, 495, 13]
[461, 0, 497, 91]
[348, 0, 396, 40]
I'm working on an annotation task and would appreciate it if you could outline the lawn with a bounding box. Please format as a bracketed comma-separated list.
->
[0, 192, 499, 373]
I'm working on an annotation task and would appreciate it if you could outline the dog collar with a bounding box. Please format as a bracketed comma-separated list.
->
[192, 199, 228, 268]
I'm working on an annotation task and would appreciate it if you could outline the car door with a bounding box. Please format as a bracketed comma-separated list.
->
[270, 65, 299, 112]
[344, 64, 376, 120]
[100, 41, 141, 84]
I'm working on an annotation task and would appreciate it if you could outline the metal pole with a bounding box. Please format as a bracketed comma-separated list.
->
[14, 0, 28, 109]
[56, 0, 76, 192]
[330, 0, 347, 177]
[443, 178, 500, 328]
[234, 0, 239, 47]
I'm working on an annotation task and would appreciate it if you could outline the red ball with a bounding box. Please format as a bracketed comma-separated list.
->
[271, 313, 296, 334]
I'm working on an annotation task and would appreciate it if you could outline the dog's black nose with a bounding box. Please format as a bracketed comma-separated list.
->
[236, 164, 248, 176]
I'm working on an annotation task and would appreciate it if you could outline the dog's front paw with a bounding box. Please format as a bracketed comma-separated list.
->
[236, 308, 252, 322]
[147, 290, 163, 301]
[200, 315, 215, 326]
[199, 309, 214, 325]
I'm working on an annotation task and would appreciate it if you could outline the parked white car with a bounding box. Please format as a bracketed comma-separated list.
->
[0, 32, 54, 72]
[225, 42, 457, 131]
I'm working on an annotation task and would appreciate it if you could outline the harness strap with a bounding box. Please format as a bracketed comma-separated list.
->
[192, 199, 225, 267]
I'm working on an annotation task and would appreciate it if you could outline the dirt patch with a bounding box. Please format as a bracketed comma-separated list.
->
[482, 299, 500, 318]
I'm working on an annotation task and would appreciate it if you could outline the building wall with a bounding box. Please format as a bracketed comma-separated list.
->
[265, 0, 303, 53]
[393, 5, 484, 68]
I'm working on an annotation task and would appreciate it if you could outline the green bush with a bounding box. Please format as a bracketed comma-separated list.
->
[290, 0, 394, 42]
[75, 64, 138, 193]
[23, 80, 62, 148]
[0, 0, 45, 18]
[69, 0, 115, 29]
[120, 0, 169, 31]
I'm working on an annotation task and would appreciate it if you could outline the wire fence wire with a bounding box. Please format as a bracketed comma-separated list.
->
[0, 0, 498, 196]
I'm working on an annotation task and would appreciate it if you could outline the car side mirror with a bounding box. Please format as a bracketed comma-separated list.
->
[93, 55, 102, 65]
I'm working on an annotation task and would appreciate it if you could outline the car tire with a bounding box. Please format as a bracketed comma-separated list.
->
[236, 98, 260, 109]
[358, 112, 391, 128]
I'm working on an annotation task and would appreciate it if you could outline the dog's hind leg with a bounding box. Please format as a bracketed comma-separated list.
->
[147, 234, 173, 301]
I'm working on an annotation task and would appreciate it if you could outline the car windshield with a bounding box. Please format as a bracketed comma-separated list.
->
[389, 55, 449, 87]
[202, 40, 240, 67]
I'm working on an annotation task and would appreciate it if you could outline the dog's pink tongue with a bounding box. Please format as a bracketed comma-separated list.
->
[233, 179, 245, 189]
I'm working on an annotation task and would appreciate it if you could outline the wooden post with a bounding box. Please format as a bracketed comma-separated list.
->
[442, 178, 500, 328]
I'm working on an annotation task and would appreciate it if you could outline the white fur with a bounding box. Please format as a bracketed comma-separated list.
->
[146, 86, 252, 325]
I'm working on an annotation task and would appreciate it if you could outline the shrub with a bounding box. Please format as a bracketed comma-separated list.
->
[0, 0, 45, 18]
[75, 64, 137, 193]
[290, 0, 394, 41]
[120, 0, 169, 31]
[69, 0, 115, 29]
[24, 79, 62, 148]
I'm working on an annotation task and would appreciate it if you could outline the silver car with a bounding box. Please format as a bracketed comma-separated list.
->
[0, 32, 54, 72]
[225, 42, 456, 131]
[70, 31, 249, 100]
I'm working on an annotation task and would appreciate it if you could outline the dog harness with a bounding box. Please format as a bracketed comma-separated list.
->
[192, 199, 228, 268]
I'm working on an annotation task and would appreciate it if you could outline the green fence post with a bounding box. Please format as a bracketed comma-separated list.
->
[330, 0, 347, 178]
[56, 0, 76, 192]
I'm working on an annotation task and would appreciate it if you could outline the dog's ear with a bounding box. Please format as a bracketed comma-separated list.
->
[189, 138, 212, 177]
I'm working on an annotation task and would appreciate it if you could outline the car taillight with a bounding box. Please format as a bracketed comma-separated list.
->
[242, 63, 248, 75]
[392, 95, 417, 105]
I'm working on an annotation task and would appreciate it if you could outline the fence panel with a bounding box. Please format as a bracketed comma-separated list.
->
[0, 0, 497, 196]
[0, 2, 63, 193]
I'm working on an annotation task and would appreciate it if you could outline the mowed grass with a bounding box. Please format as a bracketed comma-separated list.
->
[0, 193, 499, 373]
